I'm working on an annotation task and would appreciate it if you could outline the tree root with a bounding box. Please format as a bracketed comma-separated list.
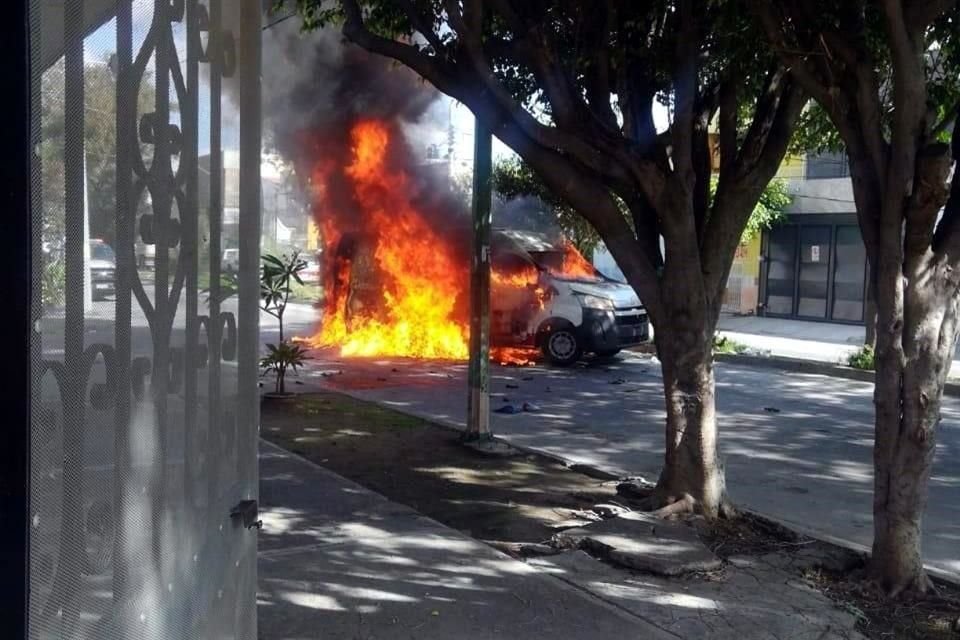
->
[633, 486, 738, 522]
[651, 493, 696, 519]
[883, 570, 938, 600]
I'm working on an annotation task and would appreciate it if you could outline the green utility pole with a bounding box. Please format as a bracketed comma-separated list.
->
[466, 118, 492, 440]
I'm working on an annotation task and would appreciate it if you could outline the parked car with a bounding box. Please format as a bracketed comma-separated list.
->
[135, 242, 156, 269]
[301, 251, 322, 285]
[222, 248, 240, 273]
[89, 239, 116, 301]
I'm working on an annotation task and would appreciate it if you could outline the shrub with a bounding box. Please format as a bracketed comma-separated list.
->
[260, 341, 310, 395]
[846, 344, 875, 370]
[713, 335, 748, 355]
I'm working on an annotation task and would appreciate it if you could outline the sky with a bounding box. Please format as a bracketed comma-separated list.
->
[82, 0, 239, 157]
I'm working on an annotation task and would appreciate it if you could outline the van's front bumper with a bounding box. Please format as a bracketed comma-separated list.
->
[580, 307, 649, 352]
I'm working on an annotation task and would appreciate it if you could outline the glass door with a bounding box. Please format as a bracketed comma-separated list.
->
[765, 225, 797, 315]
[830, 225, 867, 322]
[796, 225, 831, 318]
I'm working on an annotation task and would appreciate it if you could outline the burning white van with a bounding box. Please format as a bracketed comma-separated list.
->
[320, 227, 649, 365]
[490, 229, 650, 365]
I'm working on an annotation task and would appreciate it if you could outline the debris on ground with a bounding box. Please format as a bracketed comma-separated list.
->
[506, 383, 520, 389]
[568, 464, 621, 481]
[763, 406, 781, 413]
[522, 402, 540, 412]
[495, 404, 519, 414]
[483, 540, 563, 558]
[549, 518, 599, 530]
[590, 503, 632, 519]
[616, 479, 656, 500]
[804, 565, 960, 640]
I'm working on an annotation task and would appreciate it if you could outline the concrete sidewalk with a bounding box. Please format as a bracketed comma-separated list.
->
[257, 440, 672, 639]
[257, 440, 864, 639]
[718, 313, 960, 377]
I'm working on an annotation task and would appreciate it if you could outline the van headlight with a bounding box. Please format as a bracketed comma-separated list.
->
[577, 293, 615, 310]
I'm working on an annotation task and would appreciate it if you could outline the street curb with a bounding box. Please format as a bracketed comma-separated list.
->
[713, 352, 960, 398]
[631, 343, 960, 397]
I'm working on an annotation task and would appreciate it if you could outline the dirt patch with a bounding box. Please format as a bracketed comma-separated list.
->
[803, 567, 960, 640]
[698, 511, 812, 558]
[261, 391, 618, 543]
[703, 512, 960, 640]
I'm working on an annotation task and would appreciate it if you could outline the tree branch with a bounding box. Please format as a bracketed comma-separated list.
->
[701, 74, 806, 299]
[581, 1, 618, 129]
[340, 0, 460, 96]
[670, 0, 698, 186]
[718, 78, 738, 176]
[749, 0, 832, 107]
[693, 110, 712, 247]
[394, 0, 444, 53]
[932, 111, 960, 254]
[905, 0, 960, 32]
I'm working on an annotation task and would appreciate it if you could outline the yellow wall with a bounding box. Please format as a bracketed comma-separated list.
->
[723, 233, 762, 314]
[775, 154, 805, 179]
[736, 233, 761, 279]
[307, 218, 319, 251]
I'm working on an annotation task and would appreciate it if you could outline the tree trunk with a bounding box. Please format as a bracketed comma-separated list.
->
[653, 324, 727, 519]
[871, 272, 957, 595]
[864, 290, 877, 348]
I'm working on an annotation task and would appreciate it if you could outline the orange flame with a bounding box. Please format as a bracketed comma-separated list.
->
[307, 119, 600, 365]
[493, 347, 541, 366]
[558, 243, 601, 280]
[312, 120, 469, 359]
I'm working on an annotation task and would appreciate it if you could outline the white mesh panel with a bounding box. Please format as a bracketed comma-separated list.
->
[29, 1, 259, 637]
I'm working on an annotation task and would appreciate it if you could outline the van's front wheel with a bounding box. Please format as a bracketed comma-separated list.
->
[542, 326, 582, 366]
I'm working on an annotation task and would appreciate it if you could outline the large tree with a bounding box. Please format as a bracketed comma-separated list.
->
[753, 1, 960, 595]
[291, 0, 806, 518]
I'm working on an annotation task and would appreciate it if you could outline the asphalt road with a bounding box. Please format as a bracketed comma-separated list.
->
[294, 344, 960, 583]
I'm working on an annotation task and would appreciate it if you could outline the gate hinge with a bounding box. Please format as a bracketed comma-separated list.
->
[230, 499, 262, 530]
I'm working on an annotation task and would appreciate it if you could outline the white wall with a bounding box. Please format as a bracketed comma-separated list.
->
[785, 177, 856, 214]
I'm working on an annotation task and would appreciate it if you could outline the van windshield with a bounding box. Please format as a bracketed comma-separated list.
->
[529, 250, 604, 282]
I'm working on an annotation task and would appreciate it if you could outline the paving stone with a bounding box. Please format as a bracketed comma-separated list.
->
[531, 551, 867, 640]
[554, 511, 722, 576]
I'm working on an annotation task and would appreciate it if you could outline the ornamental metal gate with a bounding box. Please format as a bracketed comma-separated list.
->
[28, 0, 261, 637]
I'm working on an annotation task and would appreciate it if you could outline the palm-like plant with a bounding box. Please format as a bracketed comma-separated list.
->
[261, 252, 307, 343]
[260, 252, 310, 397]
[260, 341, 310, 395]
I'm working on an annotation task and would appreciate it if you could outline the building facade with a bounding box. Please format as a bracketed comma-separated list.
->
[758, 152, 868, 324]
[591, 151, 869, 325]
